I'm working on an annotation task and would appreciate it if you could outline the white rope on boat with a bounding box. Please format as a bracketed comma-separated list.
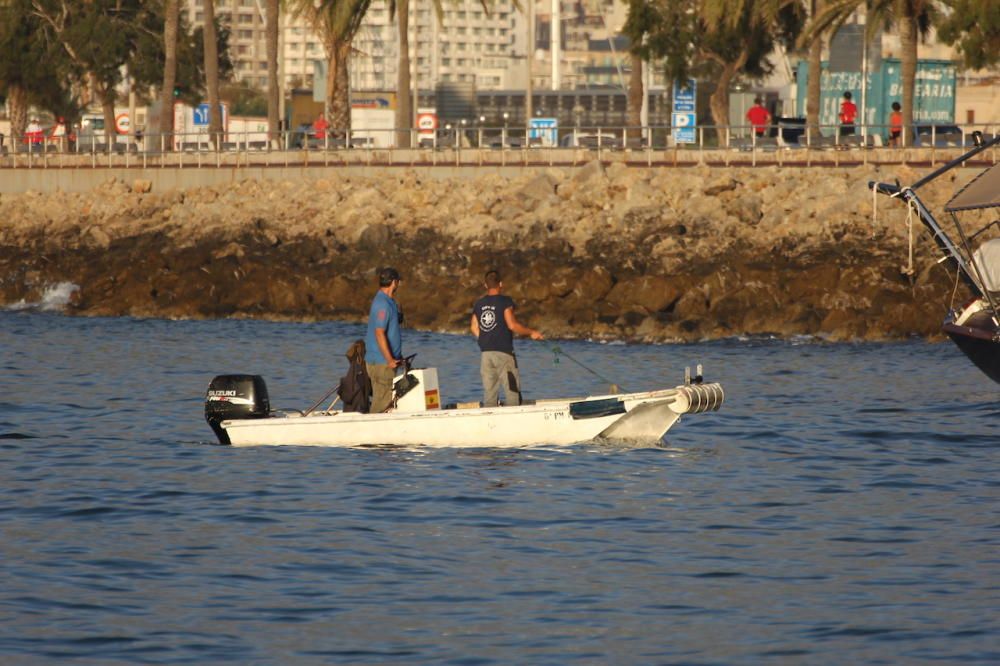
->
[871, 181, 879, 237]
[882, 185, 916, 280]
[903, 195, 916, 279]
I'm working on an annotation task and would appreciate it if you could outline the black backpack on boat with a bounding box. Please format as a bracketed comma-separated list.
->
[338, 340, 372, 413]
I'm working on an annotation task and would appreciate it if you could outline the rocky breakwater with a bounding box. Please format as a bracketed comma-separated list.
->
[0, 161, 982, 341]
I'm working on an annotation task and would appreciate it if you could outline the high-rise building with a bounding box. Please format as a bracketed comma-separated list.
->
[185, 0, 271, 89]
[184, 0, 525, 93]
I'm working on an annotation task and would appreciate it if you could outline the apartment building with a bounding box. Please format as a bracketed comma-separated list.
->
[185, 0, 270, 88]
[185, 0, 524, 93]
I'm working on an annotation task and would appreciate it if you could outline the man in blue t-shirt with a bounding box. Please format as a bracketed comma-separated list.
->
[470, 270, 543, 407]
[365, 266, 403, 412]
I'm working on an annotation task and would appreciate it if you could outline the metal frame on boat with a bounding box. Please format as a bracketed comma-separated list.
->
[871, 133, 1000, 383]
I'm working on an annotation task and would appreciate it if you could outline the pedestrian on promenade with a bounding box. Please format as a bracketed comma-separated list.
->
[26, 118, 44, 150]
[312, 114, 329, 142]
[364, 267, 404, 413]
[839, 92, 857, 137]
[470, 270, 543, 407]
[746, 97, 771, 137]
[888, 102, 902, 147]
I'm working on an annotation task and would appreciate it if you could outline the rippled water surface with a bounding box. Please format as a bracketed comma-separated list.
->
[1, 312, 997, 664]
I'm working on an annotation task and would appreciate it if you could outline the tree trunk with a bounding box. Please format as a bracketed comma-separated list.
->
[627, 53, 643, 142]
[203, 0, 222, 148]
[899, 15, 918, 147]
[266, 0, 280, 147]
[807, 38, 822, 133]
[806, 0, 823, 134]
[326, 40, 352, 136]
[395, 0, 412, 148]
[91, 72, 118, 147]
[709, 56, 745, 143]
[101, 90, 117, 149]
[159, 0, 180, 148]
[7, 84, 28, 145]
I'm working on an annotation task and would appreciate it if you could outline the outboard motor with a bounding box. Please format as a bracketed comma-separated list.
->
[205, 374, 270, 445]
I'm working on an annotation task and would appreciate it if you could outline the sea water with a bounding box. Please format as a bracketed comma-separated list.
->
[0, 310, 997, 664]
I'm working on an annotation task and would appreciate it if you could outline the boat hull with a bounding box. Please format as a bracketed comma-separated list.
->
[944, 323, 1000, 384]
[220, 383, 724, 448]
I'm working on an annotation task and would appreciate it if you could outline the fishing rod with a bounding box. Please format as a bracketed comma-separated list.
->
[547, 343, 629, 394]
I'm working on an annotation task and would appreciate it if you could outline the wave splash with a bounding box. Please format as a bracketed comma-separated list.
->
[6, 282, 79, 312]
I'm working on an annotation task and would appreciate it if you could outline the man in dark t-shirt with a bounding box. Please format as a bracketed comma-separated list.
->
[471, 270, 543, 407]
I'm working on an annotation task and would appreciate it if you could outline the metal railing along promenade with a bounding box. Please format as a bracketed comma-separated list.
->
[1, 122, 996, 170]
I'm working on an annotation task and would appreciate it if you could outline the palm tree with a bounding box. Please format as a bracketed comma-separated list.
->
[392, 0, 412, 148]
[700, 0, 804, 139]
[627, 53, 643, 142]
[288, 0, 375, 136]
[388, 0, 497, 148]
[802, 0, 827, 135]
[203, 0, 223, 147]
[265, 0, 280, 147]
[804, 0, 937, 146]
[159, 0, 180, 146]
[624, 0, 658, 144]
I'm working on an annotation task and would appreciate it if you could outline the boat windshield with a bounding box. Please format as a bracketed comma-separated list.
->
[973, 238, 1000, 297]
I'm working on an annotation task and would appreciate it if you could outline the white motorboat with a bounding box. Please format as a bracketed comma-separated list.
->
[205, 367, 724, 448]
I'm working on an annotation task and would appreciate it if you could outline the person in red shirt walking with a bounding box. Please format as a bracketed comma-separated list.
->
[746, 97, 771, 137]
[312, 113, 329, 142]
[838, 91, 857, 136]
[888, 101, 903, 146]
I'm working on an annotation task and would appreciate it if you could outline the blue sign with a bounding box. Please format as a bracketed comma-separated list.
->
[672, 79, 697, 113]
[193, 103, 211, 126]
[529, 117, 558, 146]
[672, 113, 696, 144]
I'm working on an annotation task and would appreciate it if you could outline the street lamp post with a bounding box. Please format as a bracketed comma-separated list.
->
[502, 112, 509, 147]
[478, 115, 485, 147]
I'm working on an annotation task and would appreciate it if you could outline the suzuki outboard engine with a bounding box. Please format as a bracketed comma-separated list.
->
[205, 374, 270, 445]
